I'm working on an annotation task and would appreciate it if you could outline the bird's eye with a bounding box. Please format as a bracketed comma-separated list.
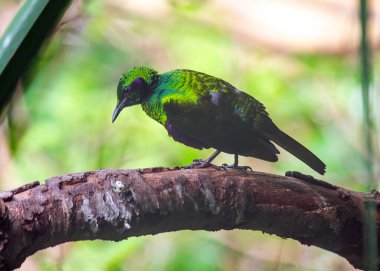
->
[131, 77, 145, 88]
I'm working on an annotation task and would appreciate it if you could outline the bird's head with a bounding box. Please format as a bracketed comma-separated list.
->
[112, 67, 158, 122]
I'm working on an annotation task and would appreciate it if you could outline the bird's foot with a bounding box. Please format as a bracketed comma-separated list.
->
[221, 163, 253, 171]
[183, 159, 226, 171]
[183, 159, 207, 169]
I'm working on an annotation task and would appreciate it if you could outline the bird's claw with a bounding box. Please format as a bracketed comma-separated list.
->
[221, 163, 253, 171]
[182, 157, 252, 172]
[182, 159, 226, 171]
[183, 159, 209, 169]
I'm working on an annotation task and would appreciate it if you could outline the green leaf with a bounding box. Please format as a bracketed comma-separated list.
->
[0, 0, 72, 117]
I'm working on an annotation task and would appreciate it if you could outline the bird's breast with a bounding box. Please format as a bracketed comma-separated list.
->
[141, 99, 167, 125]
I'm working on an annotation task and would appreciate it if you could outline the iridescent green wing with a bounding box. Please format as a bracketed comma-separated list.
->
[161, 69, 277, 132]
[160, 70, 280, 160]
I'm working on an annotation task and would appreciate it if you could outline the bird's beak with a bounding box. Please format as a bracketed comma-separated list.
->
[112, 97, 127, 123]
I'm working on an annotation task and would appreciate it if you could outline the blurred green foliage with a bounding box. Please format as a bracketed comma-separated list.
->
[1, 0, 379, 270]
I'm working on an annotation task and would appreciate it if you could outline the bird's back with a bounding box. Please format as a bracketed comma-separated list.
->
[142, 69, 280, 161]
[141, 69, 236, 124]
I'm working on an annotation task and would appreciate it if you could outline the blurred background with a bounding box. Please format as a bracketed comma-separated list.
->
[0, 0, 379, 270]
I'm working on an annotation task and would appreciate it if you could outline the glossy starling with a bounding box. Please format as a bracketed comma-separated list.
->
[112, 67, 326, 174]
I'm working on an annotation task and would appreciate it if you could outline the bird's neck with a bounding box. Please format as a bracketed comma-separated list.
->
[140, 74, 159, 103]
[141, 75, 168, 125]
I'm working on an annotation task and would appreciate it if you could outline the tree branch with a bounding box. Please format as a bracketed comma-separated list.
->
[0, 167, 377, 270]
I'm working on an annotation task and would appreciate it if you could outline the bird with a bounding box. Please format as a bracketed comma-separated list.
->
[112, 66, 326, 175]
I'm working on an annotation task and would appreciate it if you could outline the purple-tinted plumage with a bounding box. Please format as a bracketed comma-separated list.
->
[165, 121, 205, 149]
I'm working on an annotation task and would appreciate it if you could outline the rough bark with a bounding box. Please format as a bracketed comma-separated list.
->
[0, 167, 378, 270]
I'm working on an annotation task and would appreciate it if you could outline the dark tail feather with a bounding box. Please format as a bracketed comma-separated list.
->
[268, 129, 326, 175]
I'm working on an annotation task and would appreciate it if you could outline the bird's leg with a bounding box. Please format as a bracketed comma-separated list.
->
[222, 155, 253, 171]
[202, 150, 222, 166]
[183, 150, 222, 169]
[233, 154, 239, 166]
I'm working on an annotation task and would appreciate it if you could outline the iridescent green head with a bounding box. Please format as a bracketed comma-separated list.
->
[112, 67, 158, 122]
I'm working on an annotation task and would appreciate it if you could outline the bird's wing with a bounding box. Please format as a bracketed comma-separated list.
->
[156, 70, 325, 173]
[161, 83, 280, 161]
